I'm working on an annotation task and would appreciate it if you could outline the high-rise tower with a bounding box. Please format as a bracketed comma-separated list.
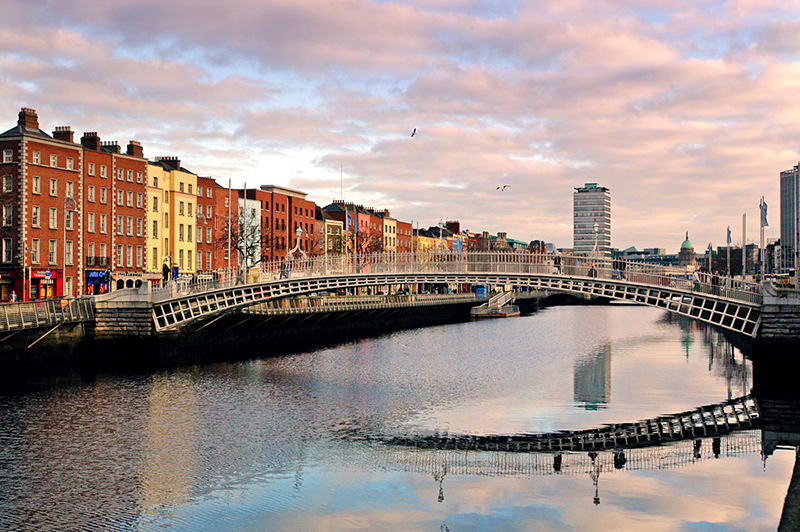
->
[573, 183, 611, 258]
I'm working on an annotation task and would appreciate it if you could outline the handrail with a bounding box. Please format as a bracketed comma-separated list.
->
[0, 297, 94, 332]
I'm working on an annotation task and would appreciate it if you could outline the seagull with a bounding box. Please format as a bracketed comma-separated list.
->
[496, 184, 510, 191]
[411, 128, 416, 137]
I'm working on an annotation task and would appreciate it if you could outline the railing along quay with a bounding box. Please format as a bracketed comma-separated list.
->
[245, 293, 482, 316]
[0, 297, 94, 333]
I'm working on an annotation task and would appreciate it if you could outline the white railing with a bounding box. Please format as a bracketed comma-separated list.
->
[0, 297, 94, 332]
[149, 252, 763, 306]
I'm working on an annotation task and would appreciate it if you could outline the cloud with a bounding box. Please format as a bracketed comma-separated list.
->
[1, 0, 798, 249]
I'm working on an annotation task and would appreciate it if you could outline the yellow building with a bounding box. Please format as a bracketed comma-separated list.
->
[147, 157, 198, 280]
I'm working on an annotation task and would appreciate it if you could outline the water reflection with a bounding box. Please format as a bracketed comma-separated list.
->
[0, 305, 796, 531]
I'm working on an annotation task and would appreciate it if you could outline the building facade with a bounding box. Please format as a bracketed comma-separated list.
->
[780, 165, 797, 275]
[573, 183, 611, 258]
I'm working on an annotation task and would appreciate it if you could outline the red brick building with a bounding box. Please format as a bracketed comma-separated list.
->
[0, 108, 147, 300]
[195, 175, 216, 273]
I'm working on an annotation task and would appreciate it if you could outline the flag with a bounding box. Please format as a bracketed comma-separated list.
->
[761, 197, 769, 227]
[726, 226, 731, 245]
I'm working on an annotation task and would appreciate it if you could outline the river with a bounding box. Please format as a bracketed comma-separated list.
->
[0, 304, 795, 531]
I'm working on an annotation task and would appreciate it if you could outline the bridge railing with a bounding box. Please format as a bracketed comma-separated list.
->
[0, 297, 94, 332]
[147, 251, 763, 305]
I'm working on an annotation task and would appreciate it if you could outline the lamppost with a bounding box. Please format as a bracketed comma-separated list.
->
[287, 226, 306, 260]
[63, 196, 76, 297]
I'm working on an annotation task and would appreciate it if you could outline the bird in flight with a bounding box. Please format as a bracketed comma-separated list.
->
[496, 184, 510, 191]
[411, 128, 416, 137]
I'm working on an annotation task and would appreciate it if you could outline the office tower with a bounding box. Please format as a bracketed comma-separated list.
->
[573, 183, 611, 258]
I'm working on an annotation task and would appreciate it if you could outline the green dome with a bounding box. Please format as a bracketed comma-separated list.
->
[681, 232, 693, 249]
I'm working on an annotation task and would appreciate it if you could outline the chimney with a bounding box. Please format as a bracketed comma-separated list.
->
[126, 140, 143, 158]
[81, 132, 101, 151]
[156, 156, 180, 170]
[52, 126, 74, 143]
[18, 108, 39, 130]
[101, 141, 120, 154]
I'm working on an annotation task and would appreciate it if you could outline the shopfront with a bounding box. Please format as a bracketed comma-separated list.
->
[29, 268, 62, 300]
[85, 270, 109, 295]
[0, 269, 23, 301]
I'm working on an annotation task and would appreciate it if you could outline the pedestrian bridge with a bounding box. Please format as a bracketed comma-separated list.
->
[149, 252, 764, 337]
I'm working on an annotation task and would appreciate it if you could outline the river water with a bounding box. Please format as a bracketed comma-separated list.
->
[0, 304, 795, 531]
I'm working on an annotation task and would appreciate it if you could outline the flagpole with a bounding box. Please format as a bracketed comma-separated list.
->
[760, 197, 766, 281]
[726, 225, 731, 283]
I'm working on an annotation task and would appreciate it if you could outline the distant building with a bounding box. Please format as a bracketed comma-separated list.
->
[678, 232, 696, 268]
[780, 164, 798, 274]
[573, 183, 611, 258]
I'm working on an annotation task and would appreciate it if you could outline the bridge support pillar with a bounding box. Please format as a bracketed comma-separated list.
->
[759, 283, 800, 346]
[93, 300, 155, 340]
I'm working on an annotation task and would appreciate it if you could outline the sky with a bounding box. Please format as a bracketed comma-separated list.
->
[2, 0, 799, 252]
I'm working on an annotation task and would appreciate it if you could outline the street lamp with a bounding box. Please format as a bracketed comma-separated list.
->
[287, 225, 306, 260]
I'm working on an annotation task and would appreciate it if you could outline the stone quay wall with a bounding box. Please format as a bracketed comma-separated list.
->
[759, 283, 800, 346]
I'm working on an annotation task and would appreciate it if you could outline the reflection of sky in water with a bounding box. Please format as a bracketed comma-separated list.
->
[0, 305, 792, 532]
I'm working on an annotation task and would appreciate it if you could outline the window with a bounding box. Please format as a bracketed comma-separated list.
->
[87, 186, 95, 202]
[87, 213, 95, 233]
[116, 215, 123, 235]
[179, 224, 184, 241]
[2, 150, 11, 163]
[117, 190, 123, 206]
[197, 186, 203, 197]
[66, 181, 74, 199]
[49, 179, 57, 196]
[65, 241, 73, 266]
[3, 175, 12, 192]
[137, 171, 143, 184]
[179, 201, 184, 216]
[206, 205, 212, 218]
[99, 214, 107, 234]
[127, 191, 133, 207]
[164, 213, 168, 229]
[2, 238, 12, 263]
[152, 196, 158, 212]
[136, 193, 143, 208]
[136, 246, 142, 267]
[32, 151, 40, 164]
[207, 188, 212, 198]
[100, 188, 107, 204]
[206, 227, 212, 244]
[126, 216, 133, 236]
[100, 165, 107, 178]
[126, 245, 133, 267]
[2, 206, 11, 226]
[127, 169, 133, 182]
[32, 176, 40, 194]
[136, 217, 143, 237]
[152, 248, 158, 270]
[117, 168, 124, 181]
[117, 245, 123, 267]
[188, 225, 192, 242]
[179, 182, 184, 193]
[65, 211, 73, 231]
[31, 239, 40, 263]
[188, 184, 192, 194]
[48, 240, 57, 264]
[66, 157, 74, 170]
[87, 242, 94, 263]
[65, 277, 72, 297]
[88, 163, 95, 176]
[206, 251, 211, 269]
[153, 176, 158, 188]
[187, 250, 192, 270]
[100, 243, 107, 261]
[152, 221, 158, 239]
[50, 154, 57, 167]
[31, 206, 40, 228]
[196, 226, 202, 243]
[49, 207, 57, 229]
[179, 249, 184, 268]
[196, 252, 202, 270]
[188, 203, 193, 216]
[224, 197, 229, 208]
